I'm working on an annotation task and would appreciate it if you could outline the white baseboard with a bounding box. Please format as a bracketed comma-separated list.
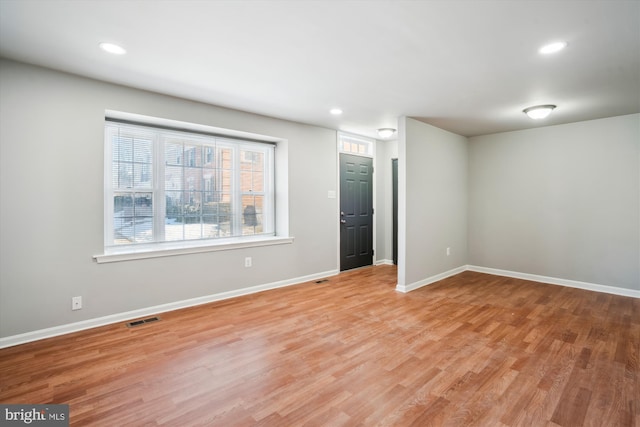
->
[395, 264, 639, 299]
[395, 265, 467, 293]
[0, 269, 339, 349]
[375, 259, 394, 266]
[467, 265, 640, 299]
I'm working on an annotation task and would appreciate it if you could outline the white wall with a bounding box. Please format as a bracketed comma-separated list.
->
[2, 59, 637, 343]
[398, 117, 468, 289]
[0, 59, 339, 338]
[468, 114, 640, 290]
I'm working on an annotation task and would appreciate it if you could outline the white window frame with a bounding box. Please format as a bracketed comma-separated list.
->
[95, 112, 292, 263]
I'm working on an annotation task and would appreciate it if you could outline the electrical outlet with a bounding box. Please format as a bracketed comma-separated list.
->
[446, 247, 451, 256]
[72, 296, 82, 311]
[245, 257, 252, 267]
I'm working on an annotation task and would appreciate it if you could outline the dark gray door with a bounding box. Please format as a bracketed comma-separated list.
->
[392, 158, 398, 265]
[340, 153, 373, 271]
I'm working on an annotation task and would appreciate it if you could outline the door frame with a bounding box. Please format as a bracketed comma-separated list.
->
[336, 132, 376, 271]
[392, 157, 398, 265]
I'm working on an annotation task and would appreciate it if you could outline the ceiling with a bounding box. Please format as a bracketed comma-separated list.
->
[1, 0, 638, 139]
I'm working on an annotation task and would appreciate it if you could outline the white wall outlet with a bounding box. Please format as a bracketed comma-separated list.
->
[72, 296, 82, 311]
[245, 257, 252, 267]
[446, 247, 451, 256]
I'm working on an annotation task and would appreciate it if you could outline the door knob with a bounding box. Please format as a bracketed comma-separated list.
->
[340, 219, 346, 224]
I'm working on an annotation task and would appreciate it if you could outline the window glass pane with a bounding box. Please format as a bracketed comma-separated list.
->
[202, 215, 218, 238]
[204, 146, 215, 168]
[115, 163, 133, 188]
[252, 171, 264, 192]
[165, 224, 182, 241]
[184, 221, 202, 240]
[133, 193, 154, 242]
[184, 144, 201, 167]
[133, 138, 152, 163]
[115, 136, 133, 162]
[221, 148, 233, 170]
[133, 163, 152, 188]
[240, 168, 251, 192]
[165, 165, 182, 191]
[202, 199, 217, 216]
[339, 134, 373, 156]
[185, 191, 202, 216]
[218, 213, 231, 237]
[113, 193, 133, 244]
[184, 168, 202, 191]
[111, 131, 154, 191]
[241, 150, 265, 193]
[112, 192, 153, 244]
[165, 142, 183, 165]
[251, 152, 264, 171]
[165, 190, 183, 218]
[221, 169, 232, 194]
[202, 174, 216, 202]
[165, 214, 184, 242]
[242, 195, 263, 235]
[134, 193, 153, 217]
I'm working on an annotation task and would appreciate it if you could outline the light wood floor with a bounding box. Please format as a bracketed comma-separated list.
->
[1, 266, 638, 426]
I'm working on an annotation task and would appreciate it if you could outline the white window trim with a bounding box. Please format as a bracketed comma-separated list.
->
[94, 111, 291, 263]
[94, 235, 294, 264]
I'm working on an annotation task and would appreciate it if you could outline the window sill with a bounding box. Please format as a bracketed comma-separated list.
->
[94, 236, 294, 264]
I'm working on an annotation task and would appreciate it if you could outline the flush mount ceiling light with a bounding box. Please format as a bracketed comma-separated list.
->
[329, 108, 343, 115]
[523, 104, 556, 120]
[539, 41, 567, 54]
[377, 128, 396, 138]
[99, 42, 127, 55]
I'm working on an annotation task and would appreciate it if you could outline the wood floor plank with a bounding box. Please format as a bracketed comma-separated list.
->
[1, 266, 638, 426]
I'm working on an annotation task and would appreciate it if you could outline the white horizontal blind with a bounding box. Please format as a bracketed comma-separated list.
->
[105, 121, 274, 249]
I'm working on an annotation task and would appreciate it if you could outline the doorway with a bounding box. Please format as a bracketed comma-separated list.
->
[392, 158, 398, 265]
[340, 153, 373, 271]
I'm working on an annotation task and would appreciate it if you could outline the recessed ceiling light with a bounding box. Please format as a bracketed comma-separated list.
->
[523, 105, 556, 119]
[99, 42, 127, 55]
[539, 41, 567, 55]
[329, 108, 343, 115]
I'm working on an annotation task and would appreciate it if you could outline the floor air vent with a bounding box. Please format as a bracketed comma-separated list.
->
[315, 279, 329, 284]
[126, 316, 161, 328]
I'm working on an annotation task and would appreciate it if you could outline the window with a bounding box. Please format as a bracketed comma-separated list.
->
[104, 120, 275, 252]
[338, 133, 374, 157]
